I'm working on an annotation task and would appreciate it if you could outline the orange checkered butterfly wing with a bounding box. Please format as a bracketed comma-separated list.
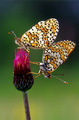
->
[42, 40, 76, 73]
[21, 18, 59, 49]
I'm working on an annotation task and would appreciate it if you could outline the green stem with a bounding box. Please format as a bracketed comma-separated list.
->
[23, 92, 31, 120]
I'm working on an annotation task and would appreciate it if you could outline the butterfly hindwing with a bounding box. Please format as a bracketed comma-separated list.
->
[42, 40, 76, 73]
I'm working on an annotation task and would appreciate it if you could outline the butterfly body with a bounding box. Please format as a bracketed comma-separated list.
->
[39, 63, 51, 78]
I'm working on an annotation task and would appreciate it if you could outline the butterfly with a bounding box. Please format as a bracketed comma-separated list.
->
[12, 18, 59, 52]
[29, 40, 76, 83]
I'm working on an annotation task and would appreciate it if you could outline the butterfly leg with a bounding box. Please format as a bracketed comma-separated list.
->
[17, 47, 30, 52]
[30, 61, 40, 65]
[26, 70, 41, 80]
[17, 46, 25, 50]
[34, 73, 41, 80]
[26, 71, 40, 76]
[17, 43, 30, 52]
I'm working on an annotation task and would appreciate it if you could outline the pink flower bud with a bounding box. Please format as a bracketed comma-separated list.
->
[13, 49, 34, 92]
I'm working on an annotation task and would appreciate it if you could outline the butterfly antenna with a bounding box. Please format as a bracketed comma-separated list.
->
[52, 75, 68, 84]
[8, 31, 18, 39]
[12, 31, 18, 38]
[53, 74, 64, 76]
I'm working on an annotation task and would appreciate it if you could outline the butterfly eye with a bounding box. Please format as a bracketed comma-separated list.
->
[27, 44, 30, 46]
[47, 74, 51, 78]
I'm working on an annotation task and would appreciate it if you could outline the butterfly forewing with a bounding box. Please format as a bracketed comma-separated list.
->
[21, 18, 59, 49]
[42, 40, 76, 73]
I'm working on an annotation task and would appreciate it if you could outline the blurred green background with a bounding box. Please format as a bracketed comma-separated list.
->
[0, 0, 79, 120]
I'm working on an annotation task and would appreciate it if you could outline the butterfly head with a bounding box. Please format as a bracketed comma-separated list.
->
[40, 63, 51, 78]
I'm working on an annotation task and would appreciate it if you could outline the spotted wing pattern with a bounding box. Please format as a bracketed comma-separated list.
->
[42, 40, 76, 73]
[21, 18, 59, 48]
